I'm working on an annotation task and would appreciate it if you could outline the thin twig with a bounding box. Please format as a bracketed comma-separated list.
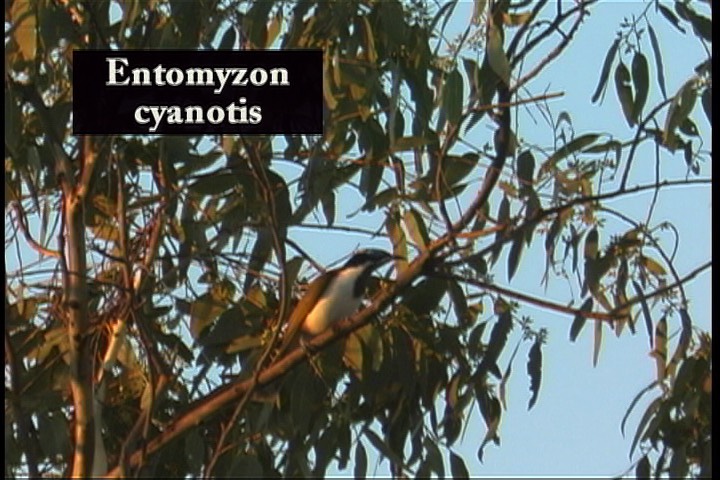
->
[511, 1, 590, 93]
[619, 98, 673, 190]
[11, 202, 61, 258]
[433, 271, 617, 321]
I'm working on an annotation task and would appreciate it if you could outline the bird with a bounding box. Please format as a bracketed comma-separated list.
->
[274, 248, 400, 359]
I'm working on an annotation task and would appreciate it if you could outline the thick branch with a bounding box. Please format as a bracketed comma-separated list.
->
[64, 144, 94, 477]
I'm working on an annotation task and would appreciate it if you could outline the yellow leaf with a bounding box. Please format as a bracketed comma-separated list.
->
[350, 83, 366, 100]
[502, 11, 532, 27]
[11, 0, 37, 61]
[226, 335, 263, 354]
[266, 11, 282, 48]
[343, 324, 382, 379]
[190, 293, 226, 339]
[497, 180, 519, 198]
[593, 320, 602, 367]
[323, 53, 338, 110]
[641, 255, 667, 277]
[361, 16, 377, 64]
[651, 316, 667, 381]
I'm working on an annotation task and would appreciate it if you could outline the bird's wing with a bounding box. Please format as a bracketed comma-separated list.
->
[274, 271, 332, 359]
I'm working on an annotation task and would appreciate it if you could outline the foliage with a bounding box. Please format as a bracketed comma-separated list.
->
[619, 332, 712, 479]
[5, 0, 711, 477]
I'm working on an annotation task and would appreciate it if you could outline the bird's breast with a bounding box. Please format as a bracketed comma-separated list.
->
[302, 266, 365, 335]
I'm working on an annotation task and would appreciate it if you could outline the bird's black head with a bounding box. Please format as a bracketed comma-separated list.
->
[343, 249, 398, 270]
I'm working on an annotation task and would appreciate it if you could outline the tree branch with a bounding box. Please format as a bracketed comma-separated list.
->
[11, 202, 61, 258]
[432, 271, 616, 322]
[511, 1, 590, 93]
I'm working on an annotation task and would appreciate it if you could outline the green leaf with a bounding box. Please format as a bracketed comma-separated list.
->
[502, 11, 533, 27]
[442, 152, 480, 187]
[663, 80, 697, 147]
[479, 306, 513, 379]
[615, 62, 635, 127]
[652, 316, 668, 381]
[5, 88, 22, 157]
[320, 190, 335, 226]
[621, 380, 659, 437]
[360, 163, 385, 203]
[640, 255, 666, 277]
[38, 0, 78, 49]
[228, 454, 264, 477]
[516, 150, 535, 193]
[593, 317, 603, 367]
[188, 173, 238, 195]
[449, 451, 470, 479]
[686, 10, 711, 42]
[632, 280, 653, 349]
[499, 341, 520, 410]
[507, 231, 524, 282]
[657, 3, 685, 33]
[189, 293, 227, 340]
[403, 208, 430, 250]
[244, 231, 272, 292]
[629, 396, 662, 459]
[570, 297, 593, 342]
[647, 26, 667, 99]
[477, 394, 501, 462]
[402, 277, 448, 316]
[467, 253, 488, 277]
[361, 187, 398, 212]
[538, 134, 600, 177]
[523, 190, 541, 246]
[701, 87, 711, 125]
[354, 441, 367, 480]
[184, 428, 205, 476]
[365, 429, 403, 466]
[430, 1, 458, 36]
[527, 338, 542, 410]
[242, 0, 273, 48]
[678, 117, 699, 136]
[218, 26, 236, 50]
[592, 38, 620, 103]
[447, 280, 471, 327]
[636, 455, 651, 480]
[385, 210, 408, 273]
[631, 52, 649, 121]
[393, 136, 431, 152]
[424, 436, 446, 478]
[443, 68, 464, 127]
[668, 447, 689, 480]
[584, 228, 599, 260]
[462, 57, 480, 101]
[472, 0, 488, 25]
[491, 195, 510, 265]
[323, 53, 338, 110]
[487, 23, 510, 85]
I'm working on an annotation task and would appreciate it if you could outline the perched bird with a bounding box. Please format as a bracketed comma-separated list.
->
[274, 248, 399, 359]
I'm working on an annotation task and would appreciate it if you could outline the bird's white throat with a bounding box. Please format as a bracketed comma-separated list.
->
[302, 265, 367, 335]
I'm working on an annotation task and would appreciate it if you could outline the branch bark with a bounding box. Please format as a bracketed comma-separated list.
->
[64, 140, 94, 477]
